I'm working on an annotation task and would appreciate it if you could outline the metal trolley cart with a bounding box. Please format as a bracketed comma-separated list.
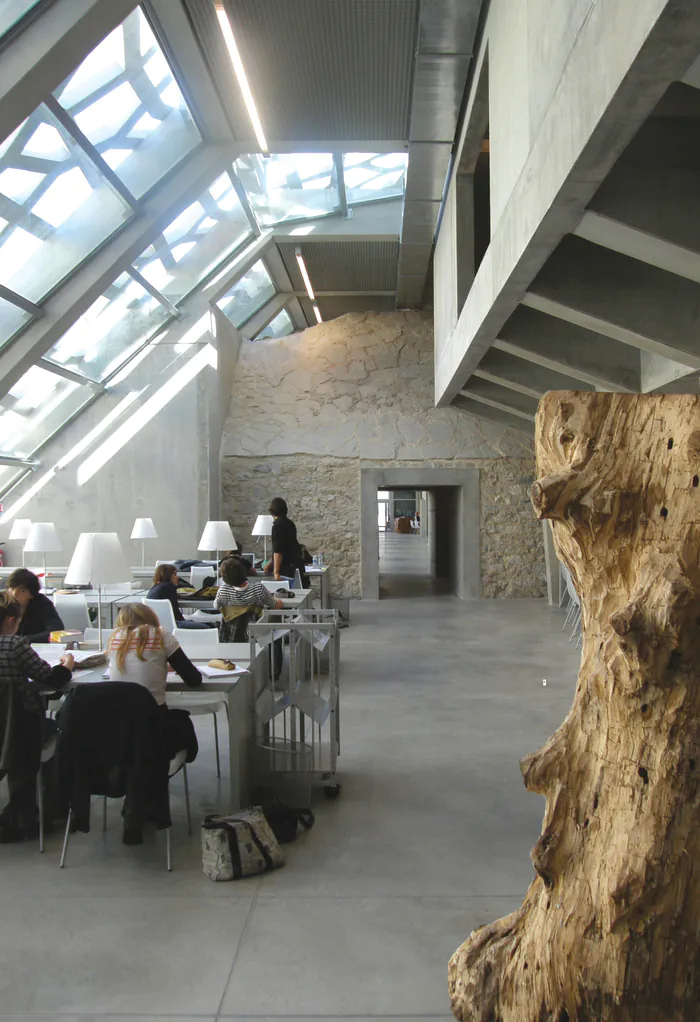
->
[248, 608, 341, 802]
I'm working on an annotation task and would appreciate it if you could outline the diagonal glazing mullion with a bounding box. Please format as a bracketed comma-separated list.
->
[229, 167, 261, 236]
[0, 283, 43, 317]
[44, 95, 142, 214]
[127, 268, 182, 319]
[333, 153, 348, 218]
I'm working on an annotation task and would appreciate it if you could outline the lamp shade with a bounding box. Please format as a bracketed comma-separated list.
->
[251, 514, 273, 537]
[8, 518, 32, 541]
[24, 522, 62, 553]
[65, 532, 130, 586]
[130, 517, 158, 540]
[198, 520, 236, 551]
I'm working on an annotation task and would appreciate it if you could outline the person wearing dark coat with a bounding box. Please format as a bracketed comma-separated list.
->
[7, 568, 65, 643]
[269, 497, 310, 588]
[0, 591, 74, 842]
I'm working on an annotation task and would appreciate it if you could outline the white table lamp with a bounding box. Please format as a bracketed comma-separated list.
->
[130, 517, 158, 568]
[198, 520, 236, 568]
[23, 522, 62, 584]
[65, 532, 131, 647]
[251, 513, 274, 561]
[9, 518, 32, 566]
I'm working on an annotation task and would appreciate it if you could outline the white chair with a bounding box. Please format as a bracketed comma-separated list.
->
[142, 597, 178, 632]
[155, 559, 177, 569]
[176, 628, 220, 658]
[54, 593, 91, 632]
[190, 565, 214, 590]
[102, 583, 134, 596]
[83, 627, 102, 643]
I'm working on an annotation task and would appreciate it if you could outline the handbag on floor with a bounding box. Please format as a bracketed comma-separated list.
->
[251, 787, 315, 844]
[201, 808, 284, 881]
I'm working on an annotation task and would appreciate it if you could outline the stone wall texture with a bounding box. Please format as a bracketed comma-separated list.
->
[221, 311, 545, 598]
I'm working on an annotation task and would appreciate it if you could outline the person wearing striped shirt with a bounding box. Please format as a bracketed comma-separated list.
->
[215, 558, 283, 643]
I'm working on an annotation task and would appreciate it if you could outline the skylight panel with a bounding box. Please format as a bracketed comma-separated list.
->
[0, 227, 43, 279]
[56, 25, 125, 108]
[31, 167, 92, 227]
[144, 51, 170, 87]
[0, 167, 44, 204]
[74, 82, 141, 145]
[22, 124, 69, 162]
[101, 149, 132, 170]
[163, 202, 205, 243]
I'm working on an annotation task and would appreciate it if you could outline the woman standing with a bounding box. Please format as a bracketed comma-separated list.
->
[269, 497, 309, 587]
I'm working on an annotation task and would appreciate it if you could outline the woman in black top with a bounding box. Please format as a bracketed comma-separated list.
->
[7, 569, 64, 643]
[147, 564, 214, 629]
[269, 497, 309, 587]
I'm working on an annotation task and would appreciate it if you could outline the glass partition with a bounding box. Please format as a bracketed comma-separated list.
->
[0, 364, 91, 459]
[234, 153, 338, 225]
[0, 105, 132, 304]
[43, 272, 171, 382]
[216, 260, 276, 328]
[53, 7, 200, 199]
[132, 172, 253, 305]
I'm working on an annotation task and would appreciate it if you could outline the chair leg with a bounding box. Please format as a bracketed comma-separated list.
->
[213, 712, 221, 779]
[103, 796, 107, 832]
[183, 763, 192, 836]
[166, 826, 172, 872]
[59, 811, 71, 868]
[37, 766, 44, 853]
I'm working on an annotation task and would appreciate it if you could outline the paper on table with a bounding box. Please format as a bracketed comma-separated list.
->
[32, 644, 67, 666]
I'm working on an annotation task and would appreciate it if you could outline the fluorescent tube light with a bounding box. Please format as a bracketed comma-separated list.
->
[215, 4, 268, 154]
[295, 248, 315, 300]
[313, 304, 323, 324]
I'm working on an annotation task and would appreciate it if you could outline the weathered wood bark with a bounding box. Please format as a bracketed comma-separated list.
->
[449, 392, 700, 1022]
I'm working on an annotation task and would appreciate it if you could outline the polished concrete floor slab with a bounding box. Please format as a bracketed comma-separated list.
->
[0, 591, 580, 1020]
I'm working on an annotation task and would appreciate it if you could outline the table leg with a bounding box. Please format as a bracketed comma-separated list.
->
[322, 569, 330, 609]
[226, 672, 254, 811]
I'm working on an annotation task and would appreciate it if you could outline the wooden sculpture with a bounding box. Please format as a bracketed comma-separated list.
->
[449, 392, 700, 1022]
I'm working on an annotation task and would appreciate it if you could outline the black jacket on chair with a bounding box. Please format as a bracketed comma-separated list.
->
[57, 682, 171, 833]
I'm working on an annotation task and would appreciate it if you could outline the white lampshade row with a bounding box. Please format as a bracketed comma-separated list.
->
[65, 532, 131, 586]
[8, 518, 32, 541]
[24, 522, 62, 553]
[251, 514, 274, 537]
[198, 520, 236, 552]
[130, 517, 158, 540]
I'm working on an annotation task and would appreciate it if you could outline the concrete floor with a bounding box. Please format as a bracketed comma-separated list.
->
[0, 593, 580, 1021]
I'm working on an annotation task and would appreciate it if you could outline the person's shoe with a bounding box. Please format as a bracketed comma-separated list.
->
[122, 827, 143, 845]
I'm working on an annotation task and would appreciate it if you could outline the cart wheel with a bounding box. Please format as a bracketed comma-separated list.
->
[323, 784, 341, 799]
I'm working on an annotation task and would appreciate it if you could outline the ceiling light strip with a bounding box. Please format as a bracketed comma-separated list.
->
[295, 249, 315, 301]
[313, 304, 323, 324]
[215, 4, 269, 153]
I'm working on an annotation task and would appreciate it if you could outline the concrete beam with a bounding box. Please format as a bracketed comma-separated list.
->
[526, 235, 700, 369]
[270, 201, 402, 243]
[574, 210, 700, 285]
[452, 395, 532, 434]
[434, 0, 700, 405]
[458, 380, 537, 420]
[474, 348, 592, 399]
[494, 305, 640, 391]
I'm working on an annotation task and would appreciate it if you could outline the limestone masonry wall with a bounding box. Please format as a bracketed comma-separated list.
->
[221, 311, 545, 598]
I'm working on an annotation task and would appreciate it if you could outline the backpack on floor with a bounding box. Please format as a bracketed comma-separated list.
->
[201, 808, 284, 881]
[251, 787, 315, 844]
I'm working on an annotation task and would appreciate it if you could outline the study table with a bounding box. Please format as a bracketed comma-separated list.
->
[38, 640, 258, 811]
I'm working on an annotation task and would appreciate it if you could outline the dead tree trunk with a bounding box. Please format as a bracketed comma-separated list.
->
[449, 392, 700, 1022]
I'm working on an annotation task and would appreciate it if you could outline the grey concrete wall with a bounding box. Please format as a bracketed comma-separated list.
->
[0, 340, 219, 569]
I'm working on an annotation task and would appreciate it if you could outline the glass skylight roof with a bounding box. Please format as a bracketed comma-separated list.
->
[0, 364, 92, 459]
[43, 272, 171, 383]
[234, 153, 339, 225]
[342, 152, 408, 203]
[132, 172, 253, 304]
[0, 295, 31, 350]
[53, 7, 200, 200]
[0, 104, 132, 309]
[257, 307, 295, 340]
[216, 261, 276, 328]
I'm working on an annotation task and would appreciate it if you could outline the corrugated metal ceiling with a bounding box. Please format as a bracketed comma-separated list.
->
[278, 241, 399, 292]
[221, 0, 418, 141]
[300, 295, 397, 322]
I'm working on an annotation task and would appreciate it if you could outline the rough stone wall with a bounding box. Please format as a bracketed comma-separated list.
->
[221, 311, 545, 598]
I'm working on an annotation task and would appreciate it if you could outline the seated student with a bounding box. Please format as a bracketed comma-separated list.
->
[215, 557, 282, 642]
[7, 568, 65, 643]
[107, 604, 201, 842]
[0, 591, 74, 842]
[148, 564, 215, 629]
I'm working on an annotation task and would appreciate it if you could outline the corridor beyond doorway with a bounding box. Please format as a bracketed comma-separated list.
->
[378, 531, 449, 599]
